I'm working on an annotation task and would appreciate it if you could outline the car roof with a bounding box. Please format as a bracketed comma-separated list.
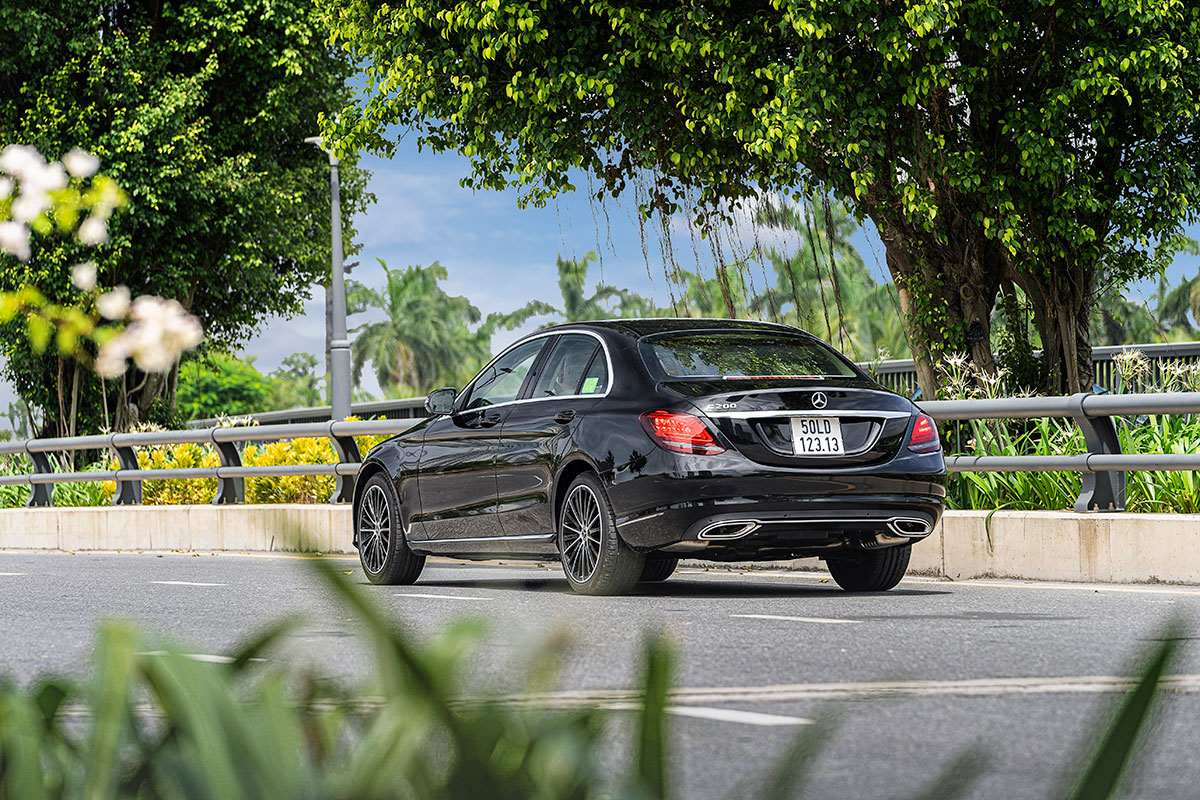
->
[540, 317, 804, 338]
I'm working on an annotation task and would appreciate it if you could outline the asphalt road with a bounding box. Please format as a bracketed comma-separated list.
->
[3, 551, 1200, 799]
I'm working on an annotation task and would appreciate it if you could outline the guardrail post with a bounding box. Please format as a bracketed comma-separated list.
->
[210, 435, 244, 505]
[1069, 393, 1126, 512]
[328, 429, 361, 504]
[24, 444, 53, 507]
[109, 438, 142, 505]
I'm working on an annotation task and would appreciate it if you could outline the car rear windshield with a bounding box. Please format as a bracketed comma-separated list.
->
[637, 330, 858, 381]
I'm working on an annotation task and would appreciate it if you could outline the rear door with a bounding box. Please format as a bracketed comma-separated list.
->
[415, 338, 547, 543]
[496, 334, 610, 538]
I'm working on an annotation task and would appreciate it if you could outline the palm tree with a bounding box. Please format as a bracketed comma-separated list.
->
[348, 260, 493, 395]
[747, 195, 910, 360]
[493, 252, 659, 329]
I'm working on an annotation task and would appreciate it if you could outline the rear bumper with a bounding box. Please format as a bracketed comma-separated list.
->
[614, 493, 943, 559]
[601, 429, 945, 559]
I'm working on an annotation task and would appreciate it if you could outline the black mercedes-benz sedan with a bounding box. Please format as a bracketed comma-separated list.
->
[352, 318, 945, 595]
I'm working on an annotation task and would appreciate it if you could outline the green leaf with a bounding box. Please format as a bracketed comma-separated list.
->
[1065, 619, 1183, 800]
[635, 633, 672, 800]
[84, 624, 137, 800]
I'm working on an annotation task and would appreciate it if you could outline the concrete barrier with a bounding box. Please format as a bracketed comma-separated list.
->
[3, 506, 1200, 585]
[1, 505, 354, 554]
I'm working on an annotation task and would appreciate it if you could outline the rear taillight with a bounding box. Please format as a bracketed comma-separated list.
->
[908, 413, 940, 453]
[640, 410, 726, 455]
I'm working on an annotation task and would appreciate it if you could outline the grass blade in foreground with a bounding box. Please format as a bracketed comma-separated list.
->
[634, 634, 673, 800]
[1065, 620, 1183, 800]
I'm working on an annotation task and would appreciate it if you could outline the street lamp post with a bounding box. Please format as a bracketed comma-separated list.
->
[305, 136, 352, 422]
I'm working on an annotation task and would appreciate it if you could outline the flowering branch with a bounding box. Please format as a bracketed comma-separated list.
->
[0, 145, 203, 376]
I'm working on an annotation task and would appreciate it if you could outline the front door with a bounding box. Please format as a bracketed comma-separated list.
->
[415, 337, 547, 543]
[496, 334, 610, 538]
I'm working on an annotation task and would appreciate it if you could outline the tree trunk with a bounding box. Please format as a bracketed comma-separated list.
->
[874, 212, 1002, 399]
[1014, 263, 1095, 394]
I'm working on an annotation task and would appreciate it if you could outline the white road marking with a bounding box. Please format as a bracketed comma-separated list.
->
[600, 702, 811, 726]
[137, 651, 264, 664]
[151, 580, 226, 587]
[665, 706, 811, 726]
[731, 613, 862, 625]
[395, 592, 485, 601]
[502, 674, 1200, 709]
[0, 572, 25, 576]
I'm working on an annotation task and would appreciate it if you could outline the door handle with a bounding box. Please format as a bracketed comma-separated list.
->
[480, 412, 503, 428]
[554, 409, 576, 424]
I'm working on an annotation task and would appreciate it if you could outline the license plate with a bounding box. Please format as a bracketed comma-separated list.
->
[790, 417, 844, 455]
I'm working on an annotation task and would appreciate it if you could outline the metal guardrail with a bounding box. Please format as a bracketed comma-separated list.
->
[0, 390, 1198, 513]
[869, 341, 1200, 396]
[187, 398, 427, 428]
[922, 391, 1200, 512]
[0, 418, 419, 507]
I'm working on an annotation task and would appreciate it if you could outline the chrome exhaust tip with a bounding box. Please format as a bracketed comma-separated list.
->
[697, 520, 761, 540]
[887, 517, 933, 537]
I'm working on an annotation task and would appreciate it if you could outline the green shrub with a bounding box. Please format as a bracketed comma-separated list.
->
[941, 352, 1200, 513]
[0, 455, 108, 509]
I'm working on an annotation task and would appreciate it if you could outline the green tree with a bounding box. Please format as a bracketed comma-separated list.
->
[349, 260, 493, 395]
[495, 252, 660, 328]
[176, 353, 282, 421]
[324, 0, 1200, 398]
[1, 0, 370, 433]
[270, 353, 325, 409]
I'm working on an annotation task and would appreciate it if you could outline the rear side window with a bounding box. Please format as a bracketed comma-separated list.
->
[638, 330, 857, 381]
[578, 348, 609, 395]
[531, 335, 598, 398]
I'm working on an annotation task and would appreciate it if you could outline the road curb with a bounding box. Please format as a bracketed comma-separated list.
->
[2, 506, 1199, 584]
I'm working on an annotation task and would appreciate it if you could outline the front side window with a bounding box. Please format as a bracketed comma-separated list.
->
[531, 335, 599, 398]
[638, 330, 857, 381]
[462, 339, 546, 409]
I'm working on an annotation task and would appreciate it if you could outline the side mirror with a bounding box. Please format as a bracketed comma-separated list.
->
[425, 387, 457, 416]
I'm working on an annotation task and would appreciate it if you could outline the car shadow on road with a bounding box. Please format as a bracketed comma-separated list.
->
[414, 576, 950, 599]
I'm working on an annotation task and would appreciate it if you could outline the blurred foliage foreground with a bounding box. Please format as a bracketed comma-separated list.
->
[0, 560, 1183, 799]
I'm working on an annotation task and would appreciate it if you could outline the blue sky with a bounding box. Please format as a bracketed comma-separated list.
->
[239, 138, 1200, 400]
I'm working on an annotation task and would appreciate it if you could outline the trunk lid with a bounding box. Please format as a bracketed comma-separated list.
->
[664, 380, 914, 468]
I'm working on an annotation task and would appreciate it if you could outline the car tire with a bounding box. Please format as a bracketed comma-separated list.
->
[639, 556, 679, 583]
[356, 473, 425, 586]
[826, 544, 911, 592]
[558, 472, 644, 596]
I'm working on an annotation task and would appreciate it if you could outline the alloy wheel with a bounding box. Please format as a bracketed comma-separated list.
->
[561, 484, 602, 582]
[358, 484, 391, 574]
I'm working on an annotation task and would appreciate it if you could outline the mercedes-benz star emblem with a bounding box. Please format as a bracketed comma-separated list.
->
[811, 391, 829, 409]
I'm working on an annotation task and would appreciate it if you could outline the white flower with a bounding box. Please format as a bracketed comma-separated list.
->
[0, 145, 44, 178]
[2, 147, 66, 225]
[95, 339, 130, 377]
[62, 148, 100, 179]
[9, 193, 47, 225]
[71, 262, 98, 292]
[0, 220, 31, 261]
[0, 177, 12, 200]
[94, 295, 203, 376]
[96, 286, 131, 319]
[77, 215, 109, 246]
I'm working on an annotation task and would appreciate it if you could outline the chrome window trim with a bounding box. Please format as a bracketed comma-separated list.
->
[453, 329, 614, 416]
